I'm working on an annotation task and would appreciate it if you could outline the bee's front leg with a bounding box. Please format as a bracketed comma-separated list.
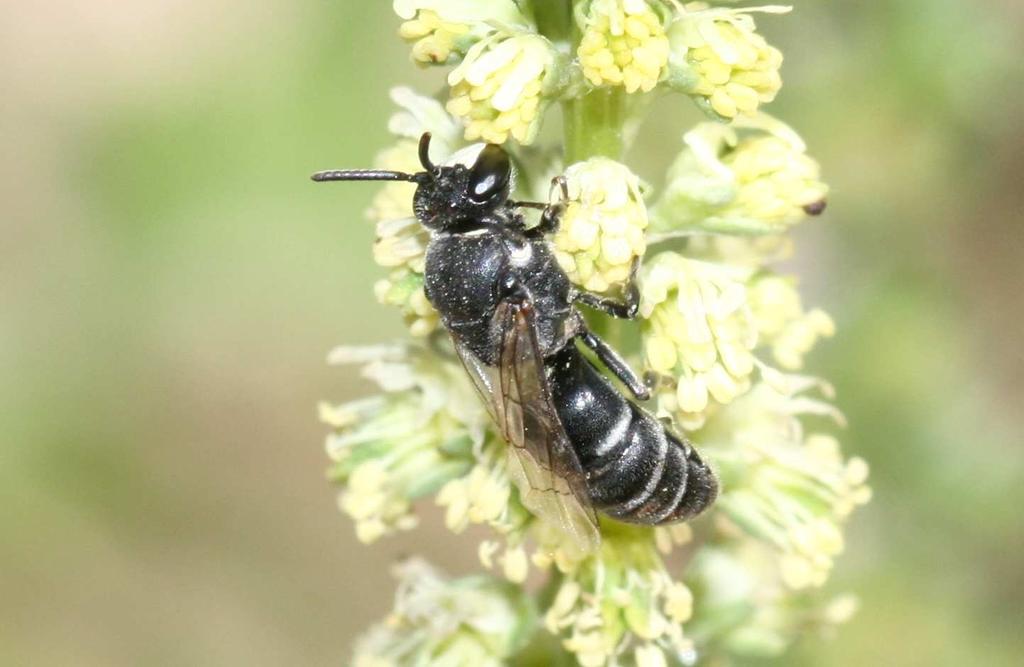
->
[518, 175, 568, 237]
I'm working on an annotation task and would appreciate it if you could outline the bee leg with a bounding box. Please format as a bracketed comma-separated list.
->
[571, 258, 641, 319]
[539, 201, 565, 235]
[523, 201, 564, 237]
[551, 175, 569, 203]
[513, 199, 563, 237]
[509, 200, 547, 210]
[643, 370, 675, 392]
[522, 175, 570, 237]
[574, 316, 650, 402]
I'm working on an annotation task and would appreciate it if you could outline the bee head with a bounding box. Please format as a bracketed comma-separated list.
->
[312, 133, 511, 232]
[411, 134, 511, 230]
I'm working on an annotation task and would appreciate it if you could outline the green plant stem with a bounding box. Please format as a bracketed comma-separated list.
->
[566, 93, 629, 345]
[532, 0, 572, 42]
[563, 89, 627, 164]
[554, 5, 630, 345]
[538, 1, 627, 164]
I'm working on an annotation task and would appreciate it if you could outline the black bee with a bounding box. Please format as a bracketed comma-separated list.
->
[314, 134, 717, 549]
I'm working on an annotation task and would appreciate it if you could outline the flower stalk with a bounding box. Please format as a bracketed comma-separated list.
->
[564, 89, 628, 163]
[324, 2, 870, 665]
[533, 0, 574, 42]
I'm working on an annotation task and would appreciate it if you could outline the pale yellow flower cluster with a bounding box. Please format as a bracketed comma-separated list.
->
[700, 381, 871, 590]
[640, 252, 759, 427]
[437, 456, 511, 533]
[364, 89, 465, 336]
[654, 116, 828, 235]
[398, 9, 471, 64]
[321, 345, 487, 544]
[366, 142, 438, 337]
[338, 455, 418, 544]
[393, 0, 528, 65]
[395, 2, 556, 143]
[352, 558, 533, 666]
[577, 0, 671, 93]
[478, 541, 531, 584]
[735, 434, 867, 589]
[689, 545, 861, 658]
[324, 343, 547, 584]
[668, 4, 787, 119]
[543, 531, 696, 667]
[373, 269, 438, 338]
[553, 157, 649, 293]
[436, 445, 602, 586]
[749, 274, 835, 370]
[723, 134, 828, 226]
[637, 251, 837, 430]
[446, 32, 555, 144]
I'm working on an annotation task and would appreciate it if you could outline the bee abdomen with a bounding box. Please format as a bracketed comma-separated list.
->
[584, 404, 715, 524]
[549, 347, 718, 525]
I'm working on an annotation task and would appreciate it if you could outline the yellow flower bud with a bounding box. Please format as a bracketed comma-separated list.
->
[635, 644, 669, 667]
[553, 157, 649, 293]
[374, 270, 439, 337]
[399, 9, 471, 64]
[576, 0, 671, 93]
[352, 558, 536, 665]
[545, 536, 698, 667]
[663, 582, 694, 623]
[393, 0, 529, 65]
[705, 383, 870, 591]
[500, 545, 529, 583]
[655, 115, 829, 235]
[668, 4, 788, 119]
[640, 252, 758, 423]
[749, 274, 835, 369]
[324, 346, 487, 543]
[436, 456, 515, 541]
[446, 32, 556, 144]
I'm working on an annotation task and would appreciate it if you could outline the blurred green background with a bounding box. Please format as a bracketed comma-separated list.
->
[3, 2, 1022, 665]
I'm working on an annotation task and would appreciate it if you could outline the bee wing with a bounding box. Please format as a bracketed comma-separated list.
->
[453, 300, 601, 553]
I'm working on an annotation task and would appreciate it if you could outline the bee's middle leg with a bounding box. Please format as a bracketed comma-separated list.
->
[571, 257, 641, 319]
[572, 313, 650, 402]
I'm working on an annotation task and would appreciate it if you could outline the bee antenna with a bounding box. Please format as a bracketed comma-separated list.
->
[418, 132, 435, 171]
[310, 169, 418, 183]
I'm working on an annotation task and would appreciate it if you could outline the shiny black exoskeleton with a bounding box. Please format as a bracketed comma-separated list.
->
[313, 134, 717, 526]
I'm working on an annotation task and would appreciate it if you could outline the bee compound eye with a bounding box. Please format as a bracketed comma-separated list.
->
[468, 144, 511, 204]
